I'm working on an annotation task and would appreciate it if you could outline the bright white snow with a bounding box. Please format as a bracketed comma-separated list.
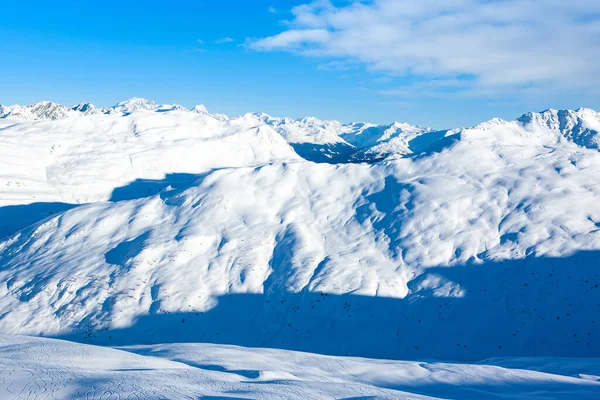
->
[1, 99, 600, 397]
[1, 334, 599, 399]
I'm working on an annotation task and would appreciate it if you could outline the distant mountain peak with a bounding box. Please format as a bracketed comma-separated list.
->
[191, 104, 209, 114]
[0, 101, 70, 121]
[0, 98, 599, 155]
[390, 121, 422, 130]
[0, 105, 10, 118]
[516, 107, 600, 150]
[111, 98, 160, 115]
[72, 102, 98, 115]
[156, 104, 188, 113]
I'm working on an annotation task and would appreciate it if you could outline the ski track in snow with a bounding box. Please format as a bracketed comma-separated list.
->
[1, 334, 600, 399]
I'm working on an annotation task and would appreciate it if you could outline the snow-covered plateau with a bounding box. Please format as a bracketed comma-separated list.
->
[1, 99, 600, 398]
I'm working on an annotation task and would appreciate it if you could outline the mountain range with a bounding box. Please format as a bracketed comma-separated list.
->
[1, 99, 600, 362]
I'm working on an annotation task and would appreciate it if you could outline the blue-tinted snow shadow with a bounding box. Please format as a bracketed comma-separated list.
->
[0, 130, 460, 237]
[408, 130, 460, 154]
[105, 231, 152, 267]
[289, 130, 460, 164]
[290, 142, 358, 164]
[109, 172, 202, 202]
[0, 202, 80, 239]
[0, 173, 204, 239]
[0, 173, 208, 239]
[59, 251, 600, 365]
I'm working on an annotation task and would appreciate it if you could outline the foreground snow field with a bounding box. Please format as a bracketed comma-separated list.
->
[1, 99, 600, 397]
[1, 334, 600, 399]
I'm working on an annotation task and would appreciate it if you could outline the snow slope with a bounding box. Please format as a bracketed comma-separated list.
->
[0, 102, 300, 207]
[1, 334, 599, 399]
[1, 100, 600, 362]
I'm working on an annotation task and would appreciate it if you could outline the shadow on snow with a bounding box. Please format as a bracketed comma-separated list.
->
[0, 202, 80, 240]
[109, 172, 202, 202]
[0, 131, 461, 239]
[58, 250, 600, 362]
[289, 130, 460, 165]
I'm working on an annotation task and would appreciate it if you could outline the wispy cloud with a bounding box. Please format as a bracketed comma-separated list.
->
[193, 39, 206, 53]
[247, 0, 600, 97]
[316, 60, 358, 72]
[215, 37, 234, 44]
[268, 6, 277, 14]
[379, 79, 473, 98]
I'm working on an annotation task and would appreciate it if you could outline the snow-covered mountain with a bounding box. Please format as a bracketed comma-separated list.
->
[0, 101, 71, 120]
[71, 102, 99, 115]
[111, 97, 161, 114]
[1, 100, 600, 361]
[518, 108, 600, 150]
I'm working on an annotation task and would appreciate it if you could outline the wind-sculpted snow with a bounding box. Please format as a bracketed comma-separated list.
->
[1, 100, 600, 361]
[3, 335, 599, 399]
[0, 108, 300, 208]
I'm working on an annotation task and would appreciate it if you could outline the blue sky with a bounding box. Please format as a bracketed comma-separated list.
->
[1, 0, 599, 128]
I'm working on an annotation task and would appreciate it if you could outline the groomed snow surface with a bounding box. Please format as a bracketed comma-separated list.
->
[2, 334, 600, 399]
[2, 99, 600, 398]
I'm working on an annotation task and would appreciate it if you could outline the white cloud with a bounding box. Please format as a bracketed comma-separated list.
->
[268, 6, 277, 14]
[317, 60, 359, 71]
[215, 37, 234, 44]
[250, 29, 330, 50]
[248, 0, 600, 96]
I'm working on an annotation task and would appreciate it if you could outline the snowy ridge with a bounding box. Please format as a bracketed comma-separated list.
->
[111, 97, 161, 114]
[2, 98, 599, 154]
[0, 101, 71, 121]
[518, 108, 600, 150]
[1, 101, 600, 362]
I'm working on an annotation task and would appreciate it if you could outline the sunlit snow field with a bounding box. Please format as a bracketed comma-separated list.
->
[1, 100, 600, 398]
[2, 335, 600, 399]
